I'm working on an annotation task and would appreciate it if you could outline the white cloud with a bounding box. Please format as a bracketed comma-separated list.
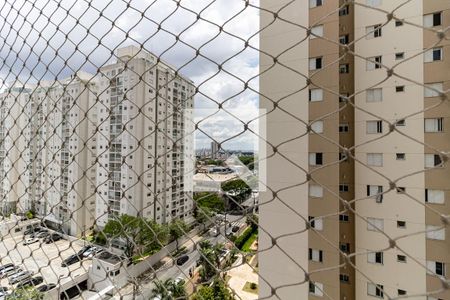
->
[0, 0, 260, 150]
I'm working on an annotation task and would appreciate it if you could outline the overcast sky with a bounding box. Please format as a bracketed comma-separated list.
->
[0, 0, 260, 151]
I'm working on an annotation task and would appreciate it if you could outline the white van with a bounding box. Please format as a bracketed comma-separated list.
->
[209, 228, 219, 237]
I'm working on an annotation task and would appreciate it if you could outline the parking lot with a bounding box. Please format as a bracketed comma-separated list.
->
[0, 233, 92, 294]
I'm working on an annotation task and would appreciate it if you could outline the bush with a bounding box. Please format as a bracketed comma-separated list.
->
[234, 226, 255, 249]
[25, 210, 34, 219]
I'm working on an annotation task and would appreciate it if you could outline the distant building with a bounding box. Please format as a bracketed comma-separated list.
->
[211, 141, 219, 159]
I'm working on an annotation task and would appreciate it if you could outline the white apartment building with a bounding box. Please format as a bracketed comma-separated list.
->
[95, 45, 195, 227]
[28, 72, 99, 236]
[0, 83, 34, 215]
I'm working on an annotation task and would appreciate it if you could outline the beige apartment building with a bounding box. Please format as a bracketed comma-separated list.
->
[260, 0, 449, 299]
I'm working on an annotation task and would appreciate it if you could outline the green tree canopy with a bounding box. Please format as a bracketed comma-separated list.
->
[194, 192, 225, 212]
[192, 279, 233, 300]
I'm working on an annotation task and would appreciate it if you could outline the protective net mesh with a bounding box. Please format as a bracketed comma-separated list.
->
[0, 0, 448, 299]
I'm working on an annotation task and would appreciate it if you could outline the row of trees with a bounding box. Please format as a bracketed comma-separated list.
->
[95, 215, 189, 258]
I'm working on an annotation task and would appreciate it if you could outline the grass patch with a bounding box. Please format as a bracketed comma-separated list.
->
[241, 231, 258, 252]
[242, 282, 258, 294]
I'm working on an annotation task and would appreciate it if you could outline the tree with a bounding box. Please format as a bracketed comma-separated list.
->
[194, 206, 214, 231]
[238, 155, 255, 170]
[221, 179, 252, 209]
[192, 279, 233, 300]
[194, 192, 225, 212]
[151, 278, 187, 300]
[101, 215, 142, 257]
[198, 241, 225, 282]
[8, 287, 43, 300]
[169, 219, 188, 250]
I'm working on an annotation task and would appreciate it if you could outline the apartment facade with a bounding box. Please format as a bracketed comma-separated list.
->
[95, 46, 195, 228]
[260, 0, 449, 299]
[0, 83, 33, 215]
[26, 73, 99, 236]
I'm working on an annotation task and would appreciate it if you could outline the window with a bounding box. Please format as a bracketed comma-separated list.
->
[426, 225, 445, 240]
[339, 64, 350, 73]
[367, 185, 383, 203]
[339, 184, 349, 192]
[311, 25, 324, 39]
[367, 217, 384, 231]
[397, 255, 407, 263]
[396, 85, 405, 92]
[425, 189, 445, 204]
[366, 0, 381, 7]
[427, 261, 445, 276]
[368, 252, 383, 264]
[339, 35, 349, 44]
[397, 221, 406, 228]
[396, 187, 406, 193]
[309, 153, 323, 166]
[310, 185, 324, 198]
[309, 216, 324, 230]
[340, 274, 350, 283]
[366, 88, 382, 102]
[424, 47, 442, 62]
[309, 282, 324, 297]
[309, 57, 323, 70]
[310, 0, 323, 8]
[367, 153, 383, 167]
[396, 119, 405, 126]
[424, 82, 443, 97]
[311, 121, 324, 133]
[395, 52, 405, 60]
[339, 214, 349, 222]
[425, 118, 443, 132]
[398, 289, 407, 296]
[339, 152, 348, 161]
[340, 243, 350, 253]
[367, 283, 384, 298]
[309, 249, 323, 262]
[339, 5, 349, 16]
[396, 153, 406, 160]
[309, 88, 323, 102]
[423, 12, 442, 28]
[367, 56, 382, 70]
[395, 20, 403, 26]
[339, 123, 349, 133]
[339, 93, 349, 102]
[425, 154, 442, 168]
[367, 121, 383, 133]
[366, 24, 382, 38]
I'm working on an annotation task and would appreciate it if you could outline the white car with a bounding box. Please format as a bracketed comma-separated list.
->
[23, 237, 39, 245]
[0, 267, 20, 279]
[9, 270, 33, 285]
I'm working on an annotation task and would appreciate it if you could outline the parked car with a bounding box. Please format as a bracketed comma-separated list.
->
[176, 255, 189, 266]
[82, 246, 102, 258]
[23, 237, 39, 245]
[35, 232, 49, 239]
[77, 245, 92, 256]
[37, 283, 56, 292]
[0, 267, 20, 279]
[16, 276, 43, 288]
[9, 270, 33, 285]
[232, 225, 240, 233]
[44, 233, 62, 244]
[0, 264, 14, 273]
[61, 254, 81, 267]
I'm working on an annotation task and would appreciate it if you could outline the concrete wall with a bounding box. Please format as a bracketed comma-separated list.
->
[259, 0, 309, 299]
